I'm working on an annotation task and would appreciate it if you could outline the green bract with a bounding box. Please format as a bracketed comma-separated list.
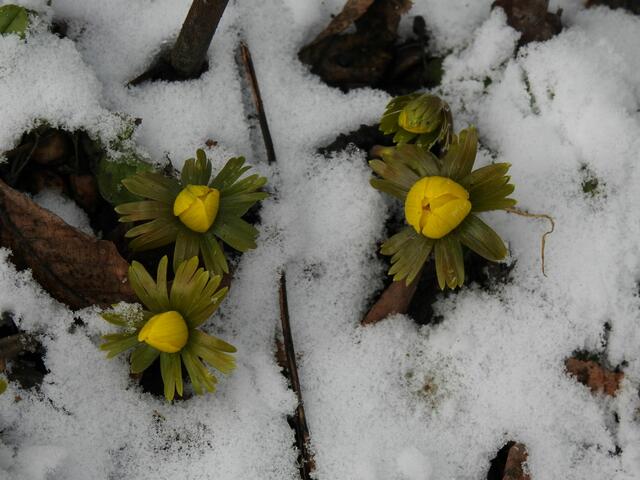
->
[0, 377, 6, 395]
[96, 116, 154, 205]
[0, 5, 30, 37]
[97, 154, 153, 205]
[115, 149, 268, 275]
[370, 127, 516, 289]
[379, 93, 453, 151]
[101, 256, 236, 401]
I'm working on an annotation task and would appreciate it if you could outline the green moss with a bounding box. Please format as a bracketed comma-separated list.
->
[579, 164, 604, 197]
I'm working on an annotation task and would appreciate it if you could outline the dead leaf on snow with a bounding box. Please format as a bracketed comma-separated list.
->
[308, 0, 376, 46]
[493, 0, 562, 46]
[362, 270, 421, 326]
[299, 0, 413, 90]
[565, 357, 624, 396]
[0, 178, 136, 309]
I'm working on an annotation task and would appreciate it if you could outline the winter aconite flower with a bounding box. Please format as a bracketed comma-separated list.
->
[173, 185, 220, 233]
[101, 256, 236, 401]
[115, 149, 268, 275]
[138, 311, 189, 353]
[404, 176, 471, 239]
[370, 127, 516, 289]
[379, 93, 453, 150]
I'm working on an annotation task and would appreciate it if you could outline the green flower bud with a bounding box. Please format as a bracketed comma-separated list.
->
[379, 93, 453, 150]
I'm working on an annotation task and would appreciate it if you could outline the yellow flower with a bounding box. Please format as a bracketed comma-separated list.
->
[405, 176, 471, 239]
[138, 310, 189, 353]
[173, 184, 220, 233]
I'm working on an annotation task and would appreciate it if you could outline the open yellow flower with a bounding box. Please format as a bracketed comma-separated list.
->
[101, 256, 236, 401]
[405, 176, 471, 239]
[369, 127, 516, 289]
[115, 149, 268, 275]
[138, 311, 189, 353]
[173, 185, 220, 233]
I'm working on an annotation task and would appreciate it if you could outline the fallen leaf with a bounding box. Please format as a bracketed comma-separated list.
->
[488, 442, 530, 480]
[362, 271, 421, 325]
[492, 0, 562, 46]
[32, 130, 69, 166]
[565, 357, 623, 396]
[27, 169, 66, 194]
[503, 443, 530, 480]
[299, 0, 413, 90]
[308, 0, 376, 45]
[69, 174, 99, 212]
[0, 178, 136, 309]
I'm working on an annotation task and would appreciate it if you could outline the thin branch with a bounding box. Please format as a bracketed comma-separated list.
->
[170, 0, 230, 78]
[279, 272, 314, 479]
[505, 207, 555, 276]
[239, 42, 277, 165]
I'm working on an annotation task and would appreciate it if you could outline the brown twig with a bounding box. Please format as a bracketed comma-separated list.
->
[239, 42, 277, 165]
[171, 0, 230, 78]
[128, 0, 229, 85]
[238, 45, 311, 474]
[279, 272, 314, 479]
[505, 207, 555, 276]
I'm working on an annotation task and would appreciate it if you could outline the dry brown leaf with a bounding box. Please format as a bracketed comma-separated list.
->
[0, 178, 136, 309]
[362, 272, 420, 326]
[503, 443, 530, 480]
[565, 357, 623, 396]
[310, 0, 376, 45]
[493, 0, 562, 46]
[299, 0, 413, 90]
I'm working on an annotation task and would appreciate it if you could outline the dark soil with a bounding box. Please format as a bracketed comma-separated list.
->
[0, 312, 48, 390]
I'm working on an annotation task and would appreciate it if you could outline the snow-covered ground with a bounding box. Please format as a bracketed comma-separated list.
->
[1, 0, 640, 479]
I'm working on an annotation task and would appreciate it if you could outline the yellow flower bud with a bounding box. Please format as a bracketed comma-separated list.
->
[173, 185, 220, 233]
[138, 311, 189, 353]
[405, 176, 471, 239]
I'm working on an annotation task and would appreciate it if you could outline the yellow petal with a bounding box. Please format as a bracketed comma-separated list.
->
[173, 185, 220, 233]
[186, 184, 211, 197]
[424, 176, 469, 201]
[179, 199, 210, 233]
[173, 188, 197, 216]
[425, 198, 471, 239]
[203, 189, 220, 226]
[138, 311, 188, 353]
[404, 177, 429, 233]
[405, 176, 471, 239]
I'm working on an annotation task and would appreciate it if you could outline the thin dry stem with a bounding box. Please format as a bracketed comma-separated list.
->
[505, 207, 555, 277]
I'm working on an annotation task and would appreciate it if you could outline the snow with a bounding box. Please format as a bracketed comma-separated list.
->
[0, 0, 639, 479]
[32, 189, 93, 235]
